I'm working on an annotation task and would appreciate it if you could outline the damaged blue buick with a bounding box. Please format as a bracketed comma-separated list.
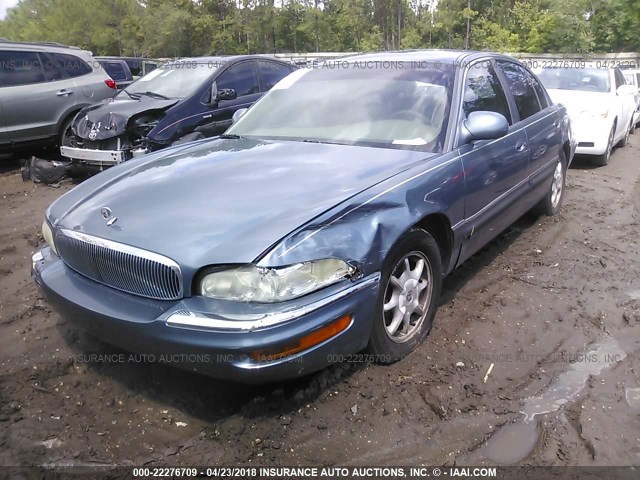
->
[32, 50, 575, 383]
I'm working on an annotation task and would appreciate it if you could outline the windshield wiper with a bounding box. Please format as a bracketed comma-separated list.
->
[139, 91, 170, 100]
[121, 89, 140, 100]
[302, 138, 344, 145]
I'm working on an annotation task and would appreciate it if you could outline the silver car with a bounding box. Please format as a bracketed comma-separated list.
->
[0, 40, 117, 154]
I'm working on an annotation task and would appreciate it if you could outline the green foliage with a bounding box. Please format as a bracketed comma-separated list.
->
[0, 0, 636, 56]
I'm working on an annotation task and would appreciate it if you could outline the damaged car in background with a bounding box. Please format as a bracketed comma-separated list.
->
[60, 56, 297, 167]
[34, 51, 575, 382]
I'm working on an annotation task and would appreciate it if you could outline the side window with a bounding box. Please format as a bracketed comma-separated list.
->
[260, 61, 294, 90]
[51, 53, 92, 78]
[101, 61, 128, 81]
[463, 62, 512, 125]
[0, 50, 46, 86]
[40, 53, 67, 82]
[216, 62, 259, 97]
[530, 75, 550, 109]
[497, 61, 542, 120]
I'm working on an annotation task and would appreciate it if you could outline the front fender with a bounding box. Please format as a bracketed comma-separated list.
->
[256, 153, 465, 276]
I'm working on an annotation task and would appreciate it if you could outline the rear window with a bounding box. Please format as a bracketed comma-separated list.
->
[0, 50, 46, 86]
[100, 61, 129, 81]
[51, 53, 92, 78]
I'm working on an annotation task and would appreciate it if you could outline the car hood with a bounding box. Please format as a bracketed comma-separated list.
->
[72, 96, 178, 140]
[545, 89, 612, 116]
[50, 138, 432, 272]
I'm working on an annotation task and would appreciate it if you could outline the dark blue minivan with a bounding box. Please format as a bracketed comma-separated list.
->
[60, 55, 296, 167]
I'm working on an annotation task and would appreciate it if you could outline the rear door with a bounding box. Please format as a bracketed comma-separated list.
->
[496, 60, 560, 190]
[456, 59, 531, 263]
[0, 49, 75, 144]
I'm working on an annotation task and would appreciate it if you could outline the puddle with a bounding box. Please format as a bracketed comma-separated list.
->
[625, 388, 640, 409]
[627, 290, 640, 300]
[481, 336, 626, 464]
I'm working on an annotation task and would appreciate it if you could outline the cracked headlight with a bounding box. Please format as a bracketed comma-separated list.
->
[42, 220, 58, 255]
[199, 259, 355, 302]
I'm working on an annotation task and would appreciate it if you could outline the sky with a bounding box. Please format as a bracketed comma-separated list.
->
[0, 0, 19, 20]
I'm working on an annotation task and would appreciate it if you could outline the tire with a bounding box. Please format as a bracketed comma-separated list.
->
[533, 151, 566, 216]
[617, 120, 630, 147]
[593, 124, 614, 167]
[58, 114, 77, 148]
[631, 118, 636, 135]
[171, 132, 206, 146]
[367, 228, 442, 363]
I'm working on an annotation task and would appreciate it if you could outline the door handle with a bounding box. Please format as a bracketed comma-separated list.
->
[515, 141, 527, 152]
[202, 114, 212, 119]
[56, 89, 73, 96]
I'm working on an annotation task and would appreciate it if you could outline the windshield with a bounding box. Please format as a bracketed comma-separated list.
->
[536, 67, 611, 93]
[122, 60, 217, 99]
[227, 63, 454, 152]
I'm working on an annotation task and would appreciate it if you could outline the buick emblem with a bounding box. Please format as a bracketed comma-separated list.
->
[101, 207, 117, 226]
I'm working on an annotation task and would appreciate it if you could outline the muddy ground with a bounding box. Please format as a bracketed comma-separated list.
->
[0, 139, 639, 471]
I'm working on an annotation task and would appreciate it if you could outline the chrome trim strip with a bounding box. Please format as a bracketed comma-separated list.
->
[57, 229, 183, 299]
[165, 273, 380, 331]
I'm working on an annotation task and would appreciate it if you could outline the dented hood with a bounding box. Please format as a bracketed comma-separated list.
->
[47, 137, 430, 277]
[72, 96, 178, 140]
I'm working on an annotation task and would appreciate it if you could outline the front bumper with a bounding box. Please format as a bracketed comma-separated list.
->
[32, 247, 379, 383]
[571, 117, 613, 156]
[60, 146, 126, 165]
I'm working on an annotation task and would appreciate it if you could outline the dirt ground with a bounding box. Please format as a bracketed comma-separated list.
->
[1, 138, 639, 471]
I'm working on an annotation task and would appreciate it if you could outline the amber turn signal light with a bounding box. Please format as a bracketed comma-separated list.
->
[250, 314, 352, 362]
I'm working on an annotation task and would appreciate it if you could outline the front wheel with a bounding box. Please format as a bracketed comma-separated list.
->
[367, 229, 442, 363]
[533, 151, 566, 216]
[593, 124, 614, 167]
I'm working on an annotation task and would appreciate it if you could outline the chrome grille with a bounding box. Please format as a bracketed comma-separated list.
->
[56, 229, 182, 300]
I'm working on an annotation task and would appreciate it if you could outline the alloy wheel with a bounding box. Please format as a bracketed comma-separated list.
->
[550, 160, 564, 209]
[383, 251, 433, 343]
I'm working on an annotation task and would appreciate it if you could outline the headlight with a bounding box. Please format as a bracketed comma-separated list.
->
[41, 220, 58, 255]
[570, 106, 609, 119]
[199, 259, 355, 302]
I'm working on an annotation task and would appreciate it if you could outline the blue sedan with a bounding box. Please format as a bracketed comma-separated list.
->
[32, 50, 575, 383]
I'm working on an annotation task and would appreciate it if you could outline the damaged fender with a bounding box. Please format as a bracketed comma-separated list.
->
[256, 152, 466, 277]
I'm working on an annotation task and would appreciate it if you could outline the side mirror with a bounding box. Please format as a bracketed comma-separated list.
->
[217, 88, 237, 101]
[460, 111, 509, 144]
[617, 84, 636, 96]
[232, 108, 248, 124]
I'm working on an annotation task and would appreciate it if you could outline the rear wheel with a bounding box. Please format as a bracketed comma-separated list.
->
[593, 124, 614, 167]
[367, 229, 442, 363]
[533, 151, 566, 216]
[59, 115, 77, 148]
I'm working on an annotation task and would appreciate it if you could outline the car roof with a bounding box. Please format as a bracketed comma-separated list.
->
[338, 49, 517, 64]
[0, 38, 89, 54]
[165, 55, 293, 64]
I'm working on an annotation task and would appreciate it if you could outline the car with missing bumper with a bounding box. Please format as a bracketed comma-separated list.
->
[60, 55, 296, 167]
[34, 50, 574, 383]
